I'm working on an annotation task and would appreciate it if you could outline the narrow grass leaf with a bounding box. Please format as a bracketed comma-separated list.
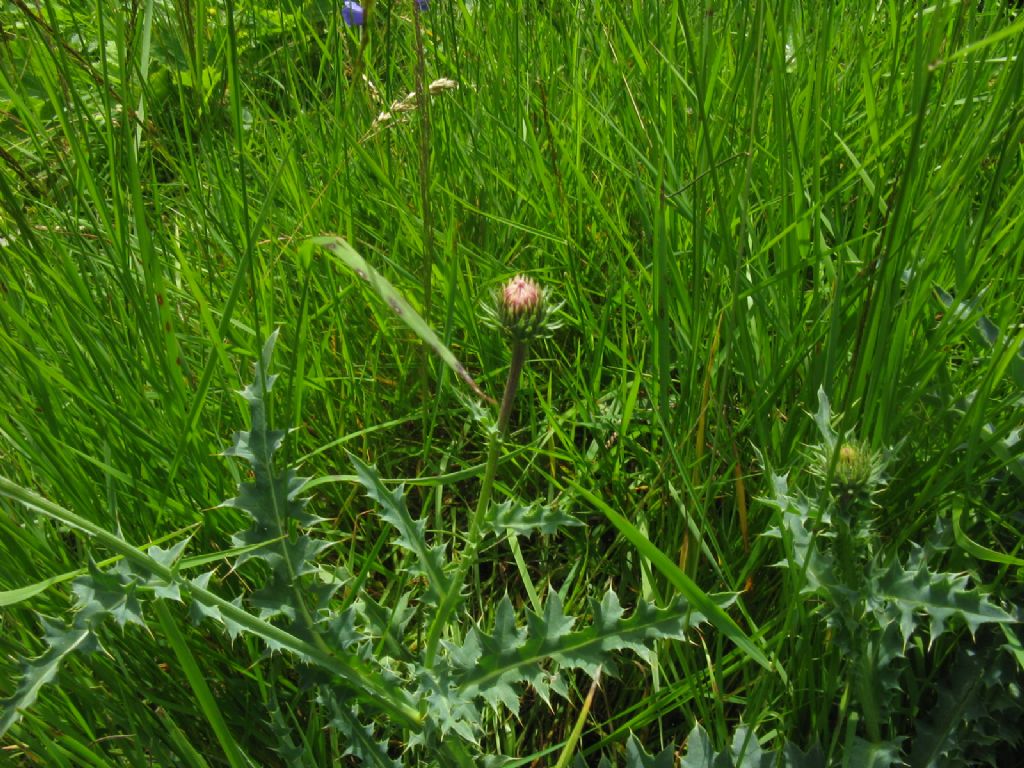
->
[309, 235, 493, 402]
[570, 481, 774, 673]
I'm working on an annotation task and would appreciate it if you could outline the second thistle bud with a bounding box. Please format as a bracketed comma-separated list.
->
[488, 274, 561, 344]
[812, 439, 886, 509]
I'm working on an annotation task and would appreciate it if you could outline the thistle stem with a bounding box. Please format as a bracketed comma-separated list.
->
[497, 341, 528, 434]
[424, 341, 529, 666]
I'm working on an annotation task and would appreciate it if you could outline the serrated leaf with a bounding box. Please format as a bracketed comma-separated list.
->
[266, 690, 305, 763]
[680, 724, 725, 768]
[222, 426, 287, 468]
[188, 571, 223, 625]
[763, 474, 849, 604]
[846, 737, 902, 768]
[527, 590, 576, 645]
[729, 727, 774, 768]
[358, 592, 416, 646]
[145, 538, 190, 601]
[72, 560, 147, 628]
[870, 547, 1013, 650]
[624, 734, 676, 768]
[221, 595, 248, 641]
[485, 499, 583, 537]
[681, 725, 782, 768]
[437, 589, 708, 730]
[908, 647, 985, 768]
[223, 470, 320, 548]
[349, 453, 451, 603]
[320, 692, 402, 768]
[572, 481, 774, 673]
[326, 606, 360, 651]
[0, 617, 96, 737]
[414, 663, 482, 743]
[221, 332, 333, 634]
[250, 579, 298, 623]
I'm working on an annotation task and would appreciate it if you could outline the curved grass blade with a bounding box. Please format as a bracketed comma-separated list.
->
[308, 235, 494, 403]
[152, 601, 251, 768]
[952, 507, 1024, 568]
[569, 480, 777, 675]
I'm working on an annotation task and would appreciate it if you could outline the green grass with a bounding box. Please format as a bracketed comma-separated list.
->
[2, 0, 1023, 764]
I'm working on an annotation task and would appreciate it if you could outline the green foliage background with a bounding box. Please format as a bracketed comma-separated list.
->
[1, 0, 1022, 764]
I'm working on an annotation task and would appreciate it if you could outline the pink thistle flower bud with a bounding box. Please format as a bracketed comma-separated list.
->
[502, 275, 541, 315]
[482, 274, 562, 345]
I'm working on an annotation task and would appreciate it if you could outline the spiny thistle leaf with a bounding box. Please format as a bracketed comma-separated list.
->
[679, 724, 724, 768]
[71, 560, 147, 629]
[762, 474, 849, 601]
[322, 692, 403, 768]
[485, 499, 582, 537]
[221, 330, 332, 632]
[223, 471, 320, 559]
[680, 724, 780, 768]
[356, 592, 416, 652]
[909, 640, 1024, 766]
[0, 617, 98, 736]
[145, 539, 190, 601]
[266, 690, 305, 762]
[623, 735, 676, 767]
[425, 590, 713, 737]
[870, 545, 1013, 653]
[185, 572, 248, 641]
[349, 452, 451, 604]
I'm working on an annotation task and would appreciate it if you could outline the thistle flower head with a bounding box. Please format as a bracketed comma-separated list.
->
[483, 274, 563, 345]
[811, 438, 887, 508]
[503, 275, 541, 313]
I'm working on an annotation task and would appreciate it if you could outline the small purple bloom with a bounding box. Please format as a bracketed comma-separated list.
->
[415, 0, 429, 9]
[342, 0, 364, 26]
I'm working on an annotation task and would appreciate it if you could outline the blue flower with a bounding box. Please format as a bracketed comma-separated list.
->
[416, 0, 429, 9]
[342, 0, 364, 26]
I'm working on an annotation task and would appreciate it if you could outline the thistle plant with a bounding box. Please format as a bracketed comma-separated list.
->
[1, 243, 730, 764]
[425, 274, 564, 660]
[763, 388, 1015, 762]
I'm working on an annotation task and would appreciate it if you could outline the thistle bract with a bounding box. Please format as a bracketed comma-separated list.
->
[484, 274, 562, 345]
[812, 439, 886, 508]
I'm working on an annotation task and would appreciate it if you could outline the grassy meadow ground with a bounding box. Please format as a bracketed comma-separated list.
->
[1, 0, 1023, 765]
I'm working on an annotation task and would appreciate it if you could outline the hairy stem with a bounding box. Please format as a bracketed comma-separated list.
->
[424, 341, 529, 665]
